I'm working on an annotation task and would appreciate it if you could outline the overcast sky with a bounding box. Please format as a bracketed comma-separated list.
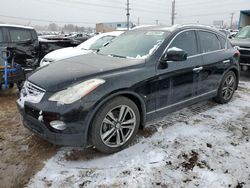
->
[0, 0, 249, 27]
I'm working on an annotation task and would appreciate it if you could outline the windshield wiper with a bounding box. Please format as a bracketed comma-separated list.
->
[109, 54, 126, 58]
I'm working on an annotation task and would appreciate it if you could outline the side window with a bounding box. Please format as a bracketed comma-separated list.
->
[89, 36, 115, 50]
[31, 30, 38, 40]
[9, 28, 32, 42]
[0, 29, 3, 43]
[169, 30, 198, 57]
[218, 35, 226, 49]
[199, 31, 221, 53]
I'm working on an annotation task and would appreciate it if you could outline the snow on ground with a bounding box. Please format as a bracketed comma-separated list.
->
[29, 82, 250, 188]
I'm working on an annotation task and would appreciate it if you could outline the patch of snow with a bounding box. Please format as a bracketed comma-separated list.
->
[29, 82, 250, 188]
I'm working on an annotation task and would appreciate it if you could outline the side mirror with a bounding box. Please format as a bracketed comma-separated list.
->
[165, 47, 188, 61]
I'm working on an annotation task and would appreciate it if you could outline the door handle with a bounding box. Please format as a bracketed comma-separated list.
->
[222, 60, 230, 64]
[193, 66, 203, 72]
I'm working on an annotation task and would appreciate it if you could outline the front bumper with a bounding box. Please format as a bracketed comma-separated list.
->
[17, 101, 89, 147]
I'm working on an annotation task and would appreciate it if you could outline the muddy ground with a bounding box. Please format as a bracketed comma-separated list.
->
[1, 72, 250, 188]
[0, 89, 58, 188]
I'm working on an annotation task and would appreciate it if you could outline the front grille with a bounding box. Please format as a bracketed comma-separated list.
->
[22, 81, 45, 103]
[25, 105, 40, 119]
[240, 49, 250, 56]
[239, 47, 250, 56]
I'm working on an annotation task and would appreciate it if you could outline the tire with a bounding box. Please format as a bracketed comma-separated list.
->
[90, 96, 140, 154]
[214, 71, 237, 104]
[9, 83, 14, 88]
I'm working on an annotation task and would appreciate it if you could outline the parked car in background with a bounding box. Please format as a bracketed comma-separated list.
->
[67, 33, 90, 43]
[38, 35, 86, 60]
[0, 24, 39, 88]
[40, 31, 123, 67]
[219, 29, 231, 38]
[229, 29, 239, 38]
[231, 25, 250, 71]
[18, 25, 239, 153]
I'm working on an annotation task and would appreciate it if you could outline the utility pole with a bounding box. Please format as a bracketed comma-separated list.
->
[137, 17, 140, 26]
[155, 19, 159, 25]
[230, 13, 234, 29]
[171, 0, 176, 25]
[126, 0, 130, 30]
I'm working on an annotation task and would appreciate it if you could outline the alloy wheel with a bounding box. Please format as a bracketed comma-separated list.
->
[222, 74, 235, 101]
[100, 105, 136, 148]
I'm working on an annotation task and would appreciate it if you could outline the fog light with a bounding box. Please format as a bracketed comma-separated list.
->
[242, 65, 248, 71]
[50, 121, 67, 130]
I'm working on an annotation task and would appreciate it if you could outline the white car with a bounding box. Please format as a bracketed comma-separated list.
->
[40, 31, 124, 67]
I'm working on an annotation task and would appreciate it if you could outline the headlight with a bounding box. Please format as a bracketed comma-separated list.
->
[49, 79, 105, 104]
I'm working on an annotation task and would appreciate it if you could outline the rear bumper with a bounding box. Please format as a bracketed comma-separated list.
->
[17, 102, 88, 147]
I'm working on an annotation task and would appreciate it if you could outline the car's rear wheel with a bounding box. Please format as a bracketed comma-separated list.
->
[214, 71, 237, 104]
[91, 96, 140, 154]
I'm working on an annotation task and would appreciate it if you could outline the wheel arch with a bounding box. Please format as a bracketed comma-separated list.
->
[228, 67, 239, 90]
[85, 90, 147, 145]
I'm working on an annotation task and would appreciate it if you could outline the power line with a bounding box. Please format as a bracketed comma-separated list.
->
[0, 14, 96, 24]
[176, 0, 242, 8]
[37, 0, 169, 14]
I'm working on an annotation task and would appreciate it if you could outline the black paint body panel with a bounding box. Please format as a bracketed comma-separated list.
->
[18, 25, 240, 147]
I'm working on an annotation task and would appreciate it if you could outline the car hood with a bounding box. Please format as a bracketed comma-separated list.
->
[44, 47, 92, 61]
[29, 53, 144, 92]
[230, 38, 250, 48]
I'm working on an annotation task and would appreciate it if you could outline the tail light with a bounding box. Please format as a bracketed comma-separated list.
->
[234, 50, 240, 58]
[234, 50, 240, 62]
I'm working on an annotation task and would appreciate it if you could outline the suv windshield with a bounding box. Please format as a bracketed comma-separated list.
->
[235, 26, 250, 39]
[98, 30, 169, 59]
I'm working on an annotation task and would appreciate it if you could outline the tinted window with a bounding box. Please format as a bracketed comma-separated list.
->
[89, 36, 115, 50]
[218, 35, 226, 49]
[169, 30, 198, 56]
[9, 28, 32, 42]
[31, 30, 38, 40]
[199, 31, 221, 53]
[0, 29, 3, 43]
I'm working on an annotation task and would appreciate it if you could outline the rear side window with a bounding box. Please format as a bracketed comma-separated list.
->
[169, 30, 198, 56]
[199, 31, 221, 53]
[0, 29, 3, 42]
[9, 28, 32, 42]
[31, 30, 38, 40]
[218, 35, 226, 49]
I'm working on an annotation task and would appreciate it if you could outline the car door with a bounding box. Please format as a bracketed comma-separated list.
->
[197, 30, 230, 95]
[7, 27, 37, 66]
[156, 30, 203, 115]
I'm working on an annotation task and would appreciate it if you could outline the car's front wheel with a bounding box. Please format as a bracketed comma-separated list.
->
[214, 71, 237, 104]
[91, 96, 140, 154]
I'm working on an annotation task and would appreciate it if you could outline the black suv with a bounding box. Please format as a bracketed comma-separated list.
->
[0, 24, 39, 88]
[18, 25, 240, 153]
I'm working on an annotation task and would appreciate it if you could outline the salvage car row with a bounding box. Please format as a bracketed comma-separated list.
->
[16, 24, 242, 153]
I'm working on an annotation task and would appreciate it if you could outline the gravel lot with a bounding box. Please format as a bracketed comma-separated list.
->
[1, 72, 250, 188]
